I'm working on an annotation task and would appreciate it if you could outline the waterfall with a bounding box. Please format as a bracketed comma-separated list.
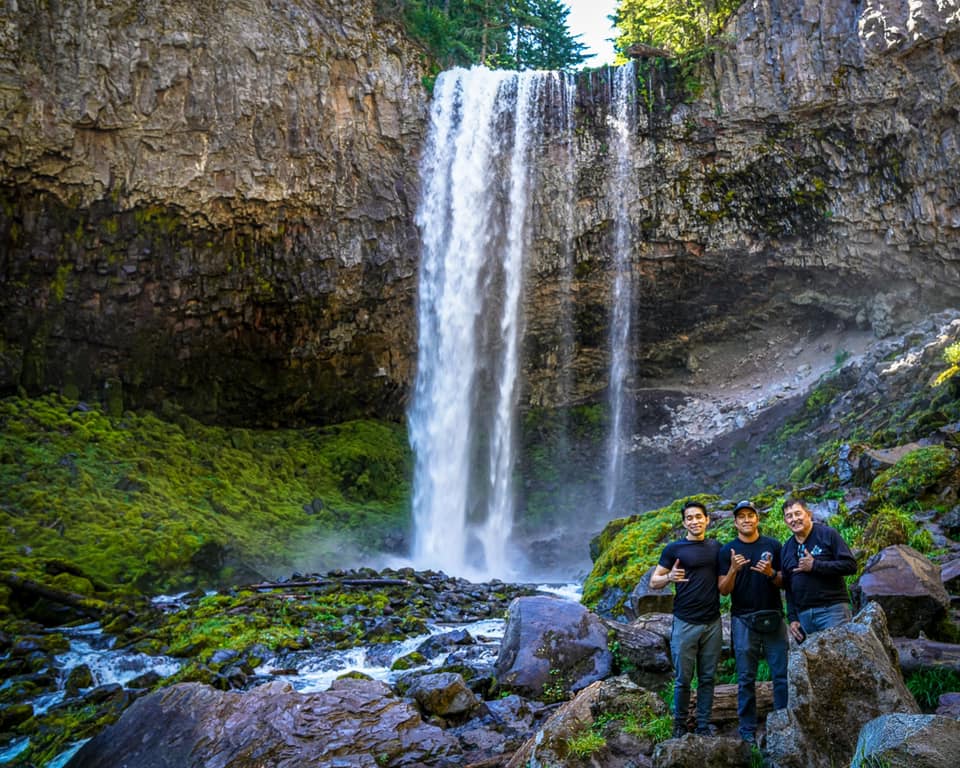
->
[603, 62, 637, 518]
[410, 67, 556, 579]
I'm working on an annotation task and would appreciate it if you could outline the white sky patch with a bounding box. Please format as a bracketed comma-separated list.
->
[566, 0, 619, 67]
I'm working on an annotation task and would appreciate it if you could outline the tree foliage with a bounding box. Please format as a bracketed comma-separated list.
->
[384, 0, 587, 71]
[612, 0, 743, 58]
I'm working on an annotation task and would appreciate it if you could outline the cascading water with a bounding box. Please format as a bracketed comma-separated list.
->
[603, 62, 637, 518]
[410, 67, 567, 579]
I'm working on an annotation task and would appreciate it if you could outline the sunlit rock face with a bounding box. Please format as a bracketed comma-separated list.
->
[522, 0, 960, 410]
[0, 0, 958, 433]
[0, 0, 426, 424]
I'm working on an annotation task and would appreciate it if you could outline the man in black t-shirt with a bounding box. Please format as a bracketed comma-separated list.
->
[651, 500, 721, 738]
[718, 500, 788, 744]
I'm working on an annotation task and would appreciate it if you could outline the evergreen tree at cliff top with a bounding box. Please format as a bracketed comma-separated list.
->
[397, 0, 587, 71]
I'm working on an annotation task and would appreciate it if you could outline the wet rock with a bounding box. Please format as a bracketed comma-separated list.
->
[416, 628, 475, 658]
[64, 664, 94, 698]
[764, 603, 919, 768]
[850, 713, 960, 768]
[0, 702, 33, 731]
[495, 595, 612, 700]
[406, 672, 479, 718]
[66, 679, 460, 768]
[851, 545, 951, 638]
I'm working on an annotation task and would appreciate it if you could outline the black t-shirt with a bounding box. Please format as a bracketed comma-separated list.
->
[718, 535, 784, 616]
[658, 537, 721, 624]
[781, 523, 857, 622]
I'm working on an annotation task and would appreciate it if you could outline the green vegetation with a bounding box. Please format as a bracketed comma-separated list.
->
[566, 728, 607, 757]
[0, 394, 411, 595]
[386, 0, 587, 72]
[870, 446, 957, 507]
[933, 341, 960, 386]
[905, 667, 960, 711]
[613, 0, 743, 57]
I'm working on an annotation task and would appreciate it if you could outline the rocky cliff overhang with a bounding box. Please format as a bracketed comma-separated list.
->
[0, 0, 958, 426]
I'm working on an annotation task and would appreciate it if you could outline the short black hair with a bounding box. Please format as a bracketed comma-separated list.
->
[681, 500, 708, 519]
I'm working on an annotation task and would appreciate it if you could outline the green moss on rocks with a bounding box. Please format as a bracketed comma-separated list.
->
[0, 394, 411, 598]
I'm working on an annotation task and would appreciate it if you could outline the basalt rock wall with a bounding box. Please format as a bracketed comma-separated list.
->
[522, 0, 960, 409]
[1, 0, 959, 427]
[0, 0, 426, 424]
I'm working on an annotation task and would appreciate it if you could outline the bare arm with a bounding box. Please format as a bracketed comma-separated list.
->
[650, 560, 686, 589]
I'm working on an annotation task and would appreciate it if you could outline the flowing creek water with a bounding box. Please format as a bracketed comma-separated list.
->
[0, 583, 580, 766]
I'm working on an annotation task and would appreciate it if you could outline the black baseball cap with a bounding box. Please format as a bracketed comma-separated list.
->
[733, 500, 758, 516]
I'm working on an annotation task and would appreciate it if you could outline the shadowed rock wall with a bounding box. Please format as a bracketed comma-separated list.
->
[0, 0, 426, 424]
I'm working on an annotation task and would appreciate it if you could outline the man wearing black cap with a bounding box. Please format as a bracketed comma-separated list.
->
[718, 500, 788, 744]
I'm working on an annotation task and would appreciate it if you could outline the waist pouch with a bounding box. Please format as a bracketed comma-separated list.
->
[742, 610, 783, 634]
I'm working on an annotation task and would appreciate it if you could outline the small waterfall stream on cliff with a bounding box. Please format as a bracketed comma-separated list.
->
[603, 61, 637, 517]
[410, 68, 570, 579]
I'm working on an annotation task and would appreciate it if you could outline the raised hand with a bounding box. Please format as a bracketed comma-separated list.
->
[729, 548, 750, 574]
[669, 558, 688, 583]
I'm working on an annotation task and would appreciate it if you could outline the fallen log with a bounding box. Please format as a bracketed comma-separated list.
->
[688, 681, 774, 726]
[0, 571, 106, 618]
[244, 578, 411, 590]
[894, 636, 960, 674]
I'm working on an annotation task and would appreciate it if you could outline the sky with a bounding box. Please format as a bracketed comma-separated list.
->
[565, 0, 619, 68]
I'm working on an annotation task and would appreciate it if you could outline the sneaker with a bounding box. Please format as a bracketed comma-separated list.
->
[672, 723, 687, 739]
[694, 724, 718, 737]
[741, 732, 756, 744]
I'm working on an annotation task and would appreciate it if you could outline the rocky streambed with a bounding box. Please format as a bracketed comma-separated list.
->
[0, 570, 573, 766]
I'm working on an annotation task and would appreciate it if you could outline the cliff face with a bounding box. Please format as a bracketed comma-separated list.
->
[522, 0, 960, 410]
[1, 0, 958, 429]
[0, 0, 426, 424]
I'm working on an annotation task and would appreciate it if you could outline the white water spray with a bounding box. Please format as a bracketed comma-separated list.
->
[410, 68, 556, 579]
[603, 62, 637, 517]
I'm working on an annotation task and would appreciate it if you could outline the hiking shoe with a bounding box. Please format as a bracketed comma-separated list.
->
[741, 732, 756, 744]
[694, 724, 718, 737]
[672, 723, 687, 739]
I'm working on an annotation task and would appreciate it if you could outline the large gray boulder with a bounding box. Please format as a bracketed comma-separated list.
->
[851, 545, 951, 637]
[66, 679, 459, 768]
[495, 595, 613, 700]
[850, 713, 960, 768]
[764, 602, 919, 768]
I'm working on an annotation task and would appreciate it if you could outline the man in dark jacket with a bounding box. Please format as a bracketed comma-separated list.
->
[651, 500, 721, 738]
[718, 500, 788, 744]
[780, 497, 857, 643]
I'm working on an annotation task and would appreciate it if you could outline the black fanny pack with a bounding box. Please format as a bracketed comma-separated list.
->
[742, 610, 783, 633]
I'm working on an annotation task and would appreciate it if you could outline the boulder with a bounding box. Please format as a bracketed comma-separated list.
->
[602, 617, 673, 689]
[935, 692, 960, 718]
[495, 596, 612, 700]
[764, 602, 919, 768]
[940, 557, 960, 595]
[850, 713, 960, 768]
[851, 545, 951, 637]
[629, 566, 675, 618]
[507, 675, 664, 768]
[66, 679, 459, 768]
[406, 672, 479, 718]
[652, 735, 752, 768]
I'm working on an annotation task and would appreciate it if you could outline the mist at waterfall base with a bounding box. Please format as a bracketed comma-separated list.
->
[403, 65, 641, 584]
